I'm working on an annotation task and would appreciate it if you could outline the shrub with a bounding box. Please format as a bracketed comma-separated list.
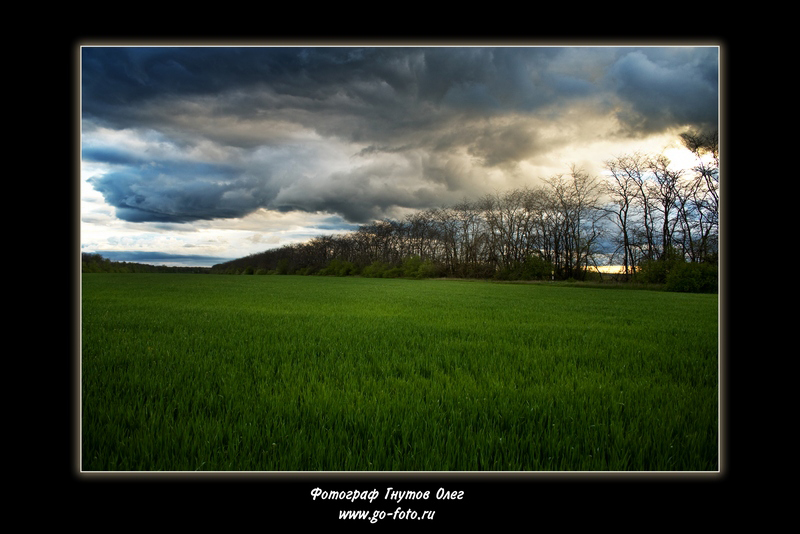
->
[402, 255, 424, 278]
[362, 261, 389, 278]
[493, 255, 553, 281]
[320, 258, 358, 276]
[416, 259, 441, 278]
[319, 260, 338, 276]
[636, 258, 670, 284]
[459, 263, 495, 279]
[383, 266, 404, 278]
[302, 265, 321, 276]
[276, 258, 290, 275]
[494, 267, 518, 281]
[520, 255, 553, 280]
[399, 255, 440, 278]
[665, 262, 718, 293]
[636, 248, 686, 285]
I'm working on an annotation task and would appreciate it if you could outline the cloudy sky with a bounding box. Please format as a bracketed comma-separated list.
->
[80, 45, 719, 267]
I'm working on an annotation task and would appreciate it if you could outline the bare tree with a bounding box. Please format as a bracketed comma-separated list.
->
[479, 189, 534, 271]
[679, 129, 719, 262]
[603, 156, 639, 275]
[448, 199, 488, 276]
[648, 153, 684, 257]
[543, 166, 604, 279]
[605, 152, 665, 265]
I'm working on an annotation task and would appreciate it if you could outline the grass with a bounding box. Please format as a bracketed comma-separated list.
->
[81, 274, 718, 471]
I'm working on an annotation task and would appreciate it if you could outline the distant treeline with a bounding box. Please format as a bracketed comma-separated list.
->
[211, 133, 719, 293]
[81, 253, 212, 274]
[211, 168, 603, 281]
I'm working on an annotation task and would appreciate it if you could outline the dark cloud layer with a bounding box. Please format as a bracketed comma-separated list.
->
[607, 49, 718, 133]
[82, 46, 718, 224]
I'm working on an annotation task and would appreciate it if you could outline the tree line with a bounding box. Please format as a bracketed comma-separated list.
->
[81, 253, 212, 274]
[212, 130, 719, 292]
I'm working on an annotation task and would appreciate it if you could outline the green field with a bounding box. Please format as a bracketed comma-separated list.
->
[81, 274, 718, 471]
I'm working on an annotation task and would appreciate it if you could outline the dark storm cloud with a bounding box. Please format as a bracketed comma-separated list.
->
[82, 47, 301, 121]
[82, 146, 143, 166]
[606, 48, 719, 134]
[86, 159, 262, 223]
[83, 46, 718, 137]
[82, 46, 718, 224]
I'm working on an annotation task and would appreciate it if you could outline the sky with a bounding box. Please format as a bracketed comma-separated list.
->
[80, 45, 719, 267]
